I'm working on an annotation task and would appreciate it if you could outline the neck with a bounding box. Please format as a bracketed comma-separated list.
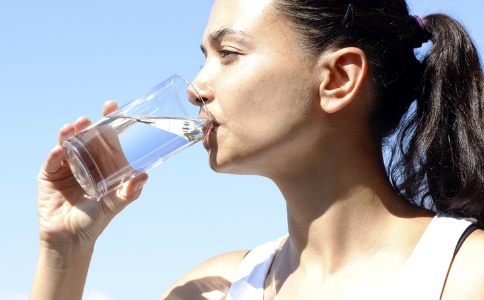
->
[268, 133, 427, 277]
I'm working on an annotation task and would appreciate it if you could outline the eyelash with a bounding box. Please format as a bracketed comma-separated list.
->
[219, 50, 239, 63]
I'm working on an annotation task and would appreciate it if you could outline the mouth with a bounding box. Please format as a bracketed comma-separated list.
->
[202, 119, 219, 150]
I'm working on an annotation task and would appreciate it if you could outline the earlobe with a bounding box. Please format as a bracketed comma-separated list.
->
[319, 47, 368, 114]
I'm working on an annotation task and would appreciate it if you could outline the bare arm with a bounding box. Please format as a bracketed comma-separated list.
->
[30, 240, 94, 299]
[30, 100, 249, 300]
[30, 101, 147, 300]
[159, 250, 249, 300]
[31, 243, 248, 300]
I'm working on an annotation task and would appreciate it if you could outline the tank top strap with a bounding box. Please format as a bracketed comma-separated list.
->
[226, 235, 287, 300]
[381, 212, 475, 300]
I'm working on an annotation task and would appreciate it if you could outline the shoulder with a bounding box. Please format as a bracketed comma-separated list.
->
[158, 250, 250, 300]
[442, 228, 484, 300]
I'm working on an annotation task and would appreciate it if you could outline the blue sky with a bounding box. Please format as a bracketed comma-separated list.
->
[0, 0, 482, 299]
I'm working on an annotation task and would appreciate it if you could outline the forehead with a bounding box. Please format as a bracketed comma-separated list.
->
[205, 0, 276, 39]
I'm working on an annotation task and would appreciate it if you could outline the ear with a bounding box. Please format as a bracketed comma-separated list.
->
[318, 47, 368, 114]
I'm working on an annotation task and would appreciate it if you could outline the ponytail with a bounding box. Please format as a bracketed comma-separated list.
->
[271, 0, 484, 225]
[394, 14, 484, 226]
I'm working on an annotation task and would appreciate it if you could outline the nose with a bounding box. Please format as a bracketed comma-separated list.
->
[187, 71, 215, 119]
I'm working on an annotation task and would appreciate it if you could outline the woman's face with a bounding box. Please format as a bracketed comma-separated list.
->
[194, 0, 323, 176]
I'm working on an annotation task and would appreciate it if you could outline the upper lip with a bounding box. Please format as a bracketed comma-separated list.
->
[198, 107, 219, 136]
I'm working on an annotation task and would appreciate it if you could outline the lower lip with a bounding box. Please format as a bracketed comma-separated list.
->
[203, 125, 218, 149]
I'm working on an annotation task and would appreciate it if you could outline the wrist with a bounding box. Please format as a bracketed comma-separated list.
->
[38, 238, 94, 271]
[31, 238, 94, 300]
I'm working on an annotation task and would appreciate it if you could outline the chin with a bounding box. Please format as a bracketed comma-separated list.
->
[207, 148, 264, 176]
[207, 152, 236, 174]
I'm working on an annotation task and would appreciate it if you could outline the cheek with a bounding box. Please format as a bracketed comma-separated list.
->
[214, 59, 317, 159]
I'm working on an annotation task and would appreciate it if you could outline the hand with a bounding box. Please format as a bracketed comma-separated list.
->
[37, 100, 148, 248]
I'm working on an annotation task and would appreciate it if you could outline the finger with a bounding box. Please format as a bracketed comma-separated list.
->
[73, 116, 92, 133]
[58, 124, 76, 145]
[41, 145, 65, 174]
[103, 100, 119, 117]
[118, 173, 149, 201]
[101, 173, 148, 216]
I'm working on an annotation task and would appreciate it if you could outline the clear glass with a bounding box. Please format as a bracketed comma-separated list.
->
[62, 75, 208, 200]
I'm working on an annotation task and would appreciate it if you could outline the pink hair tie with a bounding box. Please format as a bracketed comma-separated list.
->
[411, 15, 430, 47]
[412, 15, 426, 33]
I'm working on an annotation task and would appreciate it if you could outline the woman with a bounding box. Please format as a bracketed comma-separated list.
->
[31, 0, 484, 299]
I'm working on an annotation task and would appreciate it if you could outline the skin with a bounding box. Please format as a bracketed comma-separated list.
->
[196, 0, 321, 176]
[30, 0, 484, 299]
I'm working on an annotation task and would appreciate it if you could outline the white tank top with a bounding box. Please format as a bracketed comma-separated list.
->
[226, 212, 475, 300]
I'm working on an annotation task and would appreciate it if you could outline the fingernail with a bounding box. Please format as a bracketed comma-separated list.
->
[136, 181, 147, 191]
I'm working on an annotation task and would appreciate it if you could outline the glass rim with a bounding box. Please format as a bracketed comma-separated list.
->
[173, 74, 210, 118]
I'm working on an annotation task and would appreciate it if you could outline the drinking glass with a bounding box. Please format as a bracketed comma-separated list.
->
[62, 75, 209, 200]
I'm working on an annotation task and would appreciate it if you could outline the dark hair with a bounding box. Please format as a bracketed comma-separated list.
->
[273, 0, 484, 226]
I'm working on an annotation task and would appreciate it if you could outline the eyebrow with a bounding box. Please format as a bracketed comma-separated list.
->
[200, 28, 251, 57]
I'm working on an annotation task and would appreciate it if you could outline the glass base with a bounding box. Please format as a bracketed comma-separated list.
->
[63, 137, 105, 200]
